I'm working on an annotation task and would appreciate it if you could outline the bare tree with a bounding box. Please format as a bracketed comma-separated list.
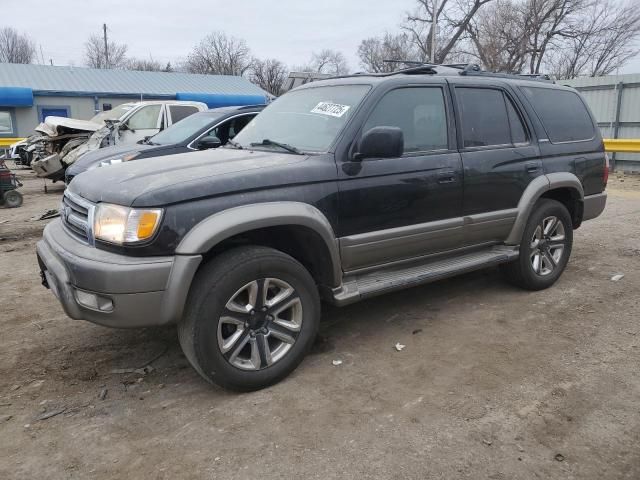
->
[84, 34, 128, 69]
[357, 33, 418, 72]
[522, 0, 585, 74]
[309, 49, 350, 75]
[0, 27, 36, 64]
[185, 32, 252, 76]
[250, 58, 288, 96]
[402, 0, 495, 63]
[549, 0, 640, 78]
[466, 0, 530, 72]
[465, 0, 640, 77]
[126, 57, 164, 72]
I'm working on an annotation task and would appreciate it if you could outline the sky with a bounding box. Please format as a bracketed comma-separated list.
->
[3, 0, 640, 74]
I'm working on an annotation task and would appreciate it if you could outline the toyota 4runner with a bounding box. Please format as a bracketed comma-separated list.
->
[37, 64, 608, 391]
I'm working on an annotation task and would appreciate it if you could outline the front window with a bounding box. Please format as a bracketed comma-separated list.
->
[0, 111, 13, 134]
[90, 104, 135, 124]
[150, 113, 221, 145]
[126, 105, 162, 130]
[363, 87, 448, 153]
[233, 85, 371, 153]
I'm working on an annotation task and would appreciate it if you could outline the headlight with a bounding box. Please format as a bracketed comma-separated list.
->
[93, 203, 163, 244]
[98, 152, 139, 168]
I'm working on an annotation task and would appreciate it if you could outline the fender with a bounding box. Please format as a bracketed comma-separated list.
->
[505, 172, 584, 245]
[176, 201, 342, 286]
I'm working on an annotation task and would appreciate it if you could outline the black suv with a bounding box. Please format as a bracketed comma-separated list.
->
[37, 64, 608, 391]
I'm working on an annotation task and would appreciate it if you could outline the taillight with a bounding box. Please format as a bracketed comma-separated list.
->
[603, 153, 610, 188]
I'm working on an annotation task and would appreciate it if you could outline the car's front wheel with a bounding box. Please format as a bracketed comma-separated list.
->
[178, 246, 320, 391]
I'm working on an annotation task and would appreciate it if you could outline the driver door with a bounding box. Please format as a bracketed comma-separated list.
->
[337, 85, 464, 271]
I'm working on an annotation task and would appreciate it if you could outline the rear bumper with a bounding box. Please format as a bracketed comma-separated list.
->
[582, 192, 607, 221]
[37, 220, 201, 328]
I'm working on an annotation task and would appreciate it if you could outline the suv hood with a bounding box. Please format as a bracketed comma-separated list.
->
[69, 147, 309, 207]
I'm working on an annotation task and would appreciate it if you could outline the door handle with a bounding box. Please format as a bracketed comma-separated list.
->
[526, 162, 540, 173]
[437, 171, 457, 184]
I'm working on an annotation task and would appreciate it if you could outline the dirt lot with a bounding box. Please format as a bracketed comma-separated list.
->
[1, 165, 639, 480]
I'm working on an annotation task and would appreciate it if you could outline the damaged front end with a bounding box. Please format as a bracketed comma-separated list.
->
[29, 117, 101, 181]
[59, 120, 120, 169]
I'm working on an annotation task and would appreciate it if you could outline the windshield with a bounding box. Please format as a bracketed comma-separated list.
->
[90, 104, 136, 124]
[233, 85, 370, 153]
[149, 113, 218, 145]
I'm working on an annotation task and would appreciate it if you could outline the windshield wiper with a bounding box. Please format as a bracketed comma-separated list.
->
[250, 139, 302, 154]
[226, 139, 244, 150]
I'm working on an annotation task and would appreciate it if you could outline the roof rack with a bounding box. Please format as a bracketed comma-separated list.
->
[328, 61, 554, 83]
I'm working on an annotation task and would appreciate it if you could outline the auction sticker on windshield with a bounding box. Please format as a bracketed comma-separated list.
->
[311, 102, 351, 118]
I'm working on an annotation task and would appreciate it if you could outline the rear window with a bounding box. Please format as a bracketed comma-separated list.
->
[521, 87, 594, 143]
[170, 105, 199, 123]
[456, 88, 512, 148]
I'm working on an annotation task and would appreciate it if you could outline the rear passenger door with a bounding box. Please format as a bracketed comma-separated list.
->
[452, 84, 541, 246]
[337, 84, 464, 271]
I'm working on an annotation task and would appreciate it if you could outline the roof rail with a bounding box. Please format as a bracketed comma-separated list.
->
[459, 68, 554, 83]
[328, 61, 555, 83]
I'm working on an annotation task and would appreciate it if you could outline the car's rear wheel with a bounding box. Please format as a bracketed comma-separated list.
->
[178, 246, 320, 391]
[501, 199, 573, 290]
[3, 190, 23, 208]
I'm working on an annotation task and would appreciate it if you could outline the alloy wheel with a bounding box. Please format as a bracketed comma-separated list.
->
[217, 278, 303, 370]
[529, 216, 566, 276]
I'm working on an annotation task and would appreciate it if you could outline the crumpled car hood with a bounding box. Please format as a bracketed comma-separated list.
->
[34, 116, 102, 137]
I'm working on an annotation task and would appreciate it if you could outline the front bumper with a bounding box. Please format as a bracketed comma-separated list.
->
[37, 220, 201, 328]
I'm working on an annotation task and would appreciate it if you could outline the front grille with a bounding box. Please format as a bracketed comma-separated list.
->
[61, 191, 95, 244]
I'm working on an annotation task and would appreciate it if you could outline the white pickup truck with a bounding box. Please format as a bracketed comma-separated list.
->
[30, 100, 207, 181]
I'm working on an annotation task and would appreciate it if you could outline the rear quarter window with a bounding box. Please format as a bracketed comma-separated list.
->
[521, 87, 594, 143]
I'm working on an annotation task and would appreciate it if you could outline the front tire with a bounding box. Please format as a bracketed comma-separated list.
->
[501, 199, 573, 290]
[178, 246, 321, 391]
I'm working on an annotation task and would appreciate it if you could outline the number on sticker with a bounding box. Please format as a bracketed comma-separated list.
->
[311, 102, 350, 118]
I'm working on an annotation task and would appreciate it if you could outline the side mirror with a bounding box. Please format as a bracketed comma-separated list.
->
[196, 135, 222, 150]
[354, 126, 404, 161]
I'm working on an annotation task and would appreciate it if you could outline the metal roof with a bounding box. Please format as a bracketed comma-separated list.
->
[0, 62, 266, 96]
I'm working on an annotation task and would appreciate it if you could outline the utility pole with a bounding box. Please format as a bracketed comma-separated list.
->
[103, 23, 109, 68]
[431, 0, 438, 63]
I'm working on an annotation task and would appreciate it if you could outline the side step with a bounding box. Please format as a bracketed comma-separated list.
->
[332, 246, 519, 306]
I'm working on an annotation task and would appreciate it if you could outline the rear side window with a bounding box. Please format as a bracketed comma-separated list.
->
[456, 88, 510, 147]
[456, 88, 529, 148]
[170, 105, 199, 124]
[521, 87, 594, 143]
[363, 87, 448, 153]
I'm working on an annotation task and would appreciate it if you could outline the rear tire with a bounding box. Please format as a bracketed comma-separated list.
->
[178, 246, 321, 391]
[3, 190, 22, 208]
[501, 199, 573, 290]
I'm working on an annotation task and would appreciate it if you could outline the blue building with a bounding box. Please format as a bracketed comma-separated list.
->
[0, 63, 268, 139]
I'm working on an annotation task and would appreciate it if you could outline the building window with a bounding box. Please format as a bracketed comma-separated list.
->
[0, 111, 13, 135]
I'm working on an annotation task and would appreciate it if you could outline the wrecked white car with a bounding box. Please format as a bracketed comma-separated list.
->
[29, 101, 207, 181]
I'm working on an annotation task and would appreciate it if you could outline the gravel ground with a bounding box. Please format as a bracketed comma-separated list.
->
[1, 165, 639, 480]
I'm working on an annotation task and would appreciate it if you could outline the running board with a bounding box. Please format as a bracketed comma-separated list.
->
[332, 246, 519, 306]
